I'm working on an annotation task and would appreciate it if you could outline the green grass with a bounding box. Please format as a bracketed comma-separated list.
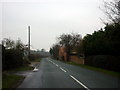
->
[2, 73, 25, 88]
[7, 66, 33, 72]
[2, 64, 36, 88]
[33, 58, 41, 62]
[67, 62, 120, 77]
[3, 66, 33, 88]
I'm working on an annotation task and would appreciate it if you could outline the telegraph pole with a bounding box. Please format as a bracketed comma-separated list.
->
[28, 26, 30, 56]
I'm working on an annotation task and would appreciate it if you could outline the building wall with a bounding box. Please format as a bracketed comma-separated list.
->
[59, 46, 67, 61]
[70, 56, 84, 64]
[59, 46, 84, 64]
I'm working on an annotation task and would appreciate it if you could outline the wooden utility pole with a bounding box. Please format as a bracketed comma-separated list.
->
[28, 26, 30, 56]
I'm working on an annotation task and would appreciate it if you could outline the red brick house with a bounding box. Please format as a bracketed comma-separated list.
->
[59, 46, 84, 64]
[59, 46, 67, 61]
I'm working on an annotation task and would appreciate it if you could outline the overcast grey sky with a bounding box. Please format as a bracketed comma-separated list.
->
[1, 0, 105, 51]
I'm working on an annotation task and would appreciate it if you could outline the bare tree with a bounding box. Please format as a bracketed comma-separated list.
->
[58, 33, 82, 61]
[101, 0, 120, 24]
[2, 38, 15, 49]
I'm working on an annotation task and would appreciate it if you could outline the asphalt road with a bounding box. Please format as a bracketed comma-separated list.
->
[18, 58, 119, 89]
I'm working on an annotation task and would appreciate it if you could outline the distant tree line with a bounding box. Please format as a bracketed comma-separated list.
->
[28, 54, 41, 61]
[29, 50, 49, 61]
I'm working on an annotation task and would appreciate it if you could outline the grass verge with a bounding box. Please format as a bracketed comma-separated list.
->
[7, 66, 33, 72]
[33, 58, 41, 62]
[67, 62, 120, 77]
[2, 73, 25, 88]
[3, 66, 33, 88]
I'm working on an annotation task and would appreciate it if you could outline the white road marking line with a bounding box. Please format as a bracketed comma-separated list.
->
[48, 60, 52, 62]
[70, 75, 90, 90]
[49, 60, 56, 65]
[49, 60, 66, 73]
[53, 62, 55, 64]
[56, 64, 58, 67]
[60, 67, 66, 72]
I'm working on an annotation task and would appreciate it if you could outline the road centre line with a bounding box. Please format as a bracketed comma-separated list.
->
[48, 60, 57, 65]
[48, 60, 52, 62]
[49, 59, 89, 90]
[49, 59, 89, 89]
[56, 64, 58, 67]
[70, 75, 90, 90]
[60, 67, 66, 72]
[49, 60, 66, 73]
[53, 62, 55, 65]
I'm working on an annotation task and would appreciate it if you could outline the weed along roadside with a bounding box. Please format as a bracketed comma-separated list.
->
[2, 59, 41, 88]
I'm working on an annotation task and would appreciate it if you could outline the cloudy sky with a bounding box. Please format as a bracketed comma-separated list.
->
[1, 0, 105, 51]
